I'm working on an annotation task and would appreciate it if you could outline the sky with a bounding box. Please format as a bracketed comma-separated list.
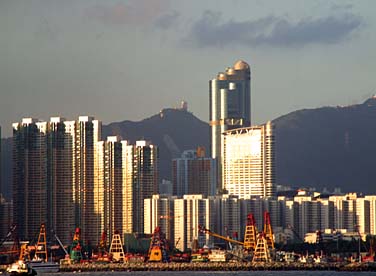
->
[0, 0, 375, 137]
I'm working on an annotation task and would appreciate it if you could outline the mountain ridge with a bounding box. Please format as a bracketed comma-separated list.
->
[3, 98, 376, 199]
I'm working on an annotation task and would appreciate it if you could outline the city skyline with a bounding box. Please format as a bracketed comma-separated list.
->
[1, 0, 376, 137]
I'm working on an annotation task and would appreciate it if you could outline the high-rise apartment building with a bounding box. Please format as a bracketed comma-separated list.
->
[74, 116, 101, 243]
[13, 118, 48, 240]
[365, 195, 376, 235]
[48, 117, 75, 244]
[123, 140, 158, 234]
[0, 195, 13, 239]
[94, 136, 123, 243]
[144, 194, 176, 243]
[209, 60, 251, 193]
[172, 147, 216, 197]
[174, 195, 209, 252]
[12, 116, 101, 243]
[329, 194, 357, 232]
[355, 198, 370, 234]
[222, 122, 275, 198]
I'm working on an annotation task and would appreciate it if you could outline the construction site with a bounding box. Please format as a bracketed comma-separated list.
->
[1, 211, 376, 273]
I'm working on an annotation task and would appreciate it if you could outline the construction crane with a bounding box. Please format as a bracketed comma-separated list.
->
[109, 231, 125, 262]
[0, 224, 20, 262]
[252, 232, 271, 262]
[243, 213, 258, 251]
[287, 224, 304, 243]
[147, 226, 169, 262]
[0, 224, 17, 248]
[52, 232, 69, 257]
[198, 225, 244, 248]
[198, 213, 259, 252]
[263, 211, 275, 249]
[33, 223, 48, 261]
[69, 228, 83, 263]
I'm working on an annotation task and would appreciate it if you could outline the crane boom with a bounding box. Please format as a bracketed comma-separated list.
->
[198, 225, 244, 246]
[54, 233, 69, 256]
[0, 224, 17, 248]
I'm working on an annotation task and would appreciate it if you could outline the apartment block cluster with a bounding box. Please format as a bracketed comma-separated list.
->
[148, 191, 376, 252]
[10, 116, 158, 245]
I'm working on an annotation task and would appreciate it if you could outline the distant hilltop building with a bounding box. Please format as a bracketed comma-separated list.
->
[180, 101, 188, 111]
[209, 60, 251, 193]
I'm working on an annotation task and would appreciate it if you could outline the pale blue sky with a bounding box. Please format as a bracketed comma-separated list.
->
[1, 0, 375, 137]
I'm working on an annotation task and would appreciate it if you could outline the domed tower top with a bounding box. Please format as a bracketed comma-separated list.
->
[233, 60, 250, 70]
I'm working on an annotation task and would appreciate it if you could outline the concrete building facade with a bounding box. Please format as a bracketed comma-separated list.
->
[172, 147, 216, 197]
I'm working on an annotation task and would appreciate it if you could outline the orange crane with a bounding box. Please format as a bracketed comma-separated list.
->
[33, 223, 48, 261]
[244, 213, 258, 251]
[263, 211, 275, 249]
[147, 226, 169, 262]
[198, 213, 259, 251]
[198, 225, 244, 248]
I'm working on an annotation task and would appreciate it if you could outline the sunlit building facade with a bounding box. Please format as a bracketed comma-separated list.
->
[123, 141, 158, 234]
[74, 116, 102, 243]
[12, 116, 101, 243]
[13, 118, 48, 240]
[144, 194, 176, 243]
[222, 122, 275, 198]
[174, 195, 209, 252]
[94, 136, 123, 243]
[49, 117, 75, 245]
[209, 60, 251, 193]
[365, 195, 376, 235]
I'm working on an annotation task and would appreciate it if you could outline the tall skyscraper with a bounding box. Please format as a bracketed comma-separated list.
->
[13, 118, 48, 240]
[172, 147, 216, 197]
[123, 140, 158, 234]
[48, 117, 75, 245]
[222, 122, 275, 198]
[94, 136, 123, 243]
[209, 60, 251, 193]
[74, 116, 101, 243]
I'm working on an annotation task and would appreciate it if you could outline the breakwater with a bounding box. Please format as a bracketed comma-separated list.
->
[2, 261, 376, 273]
[58, 262, 376, 272]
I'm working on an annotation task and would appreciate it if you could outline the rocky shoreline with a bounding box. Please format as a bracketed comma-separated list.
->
[59, 262, 376, 272]
[2, 262, 376, 273]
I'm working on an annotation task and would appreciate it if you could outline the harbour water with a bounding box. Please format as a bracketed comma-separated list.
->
[46, 271, 376, 276]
